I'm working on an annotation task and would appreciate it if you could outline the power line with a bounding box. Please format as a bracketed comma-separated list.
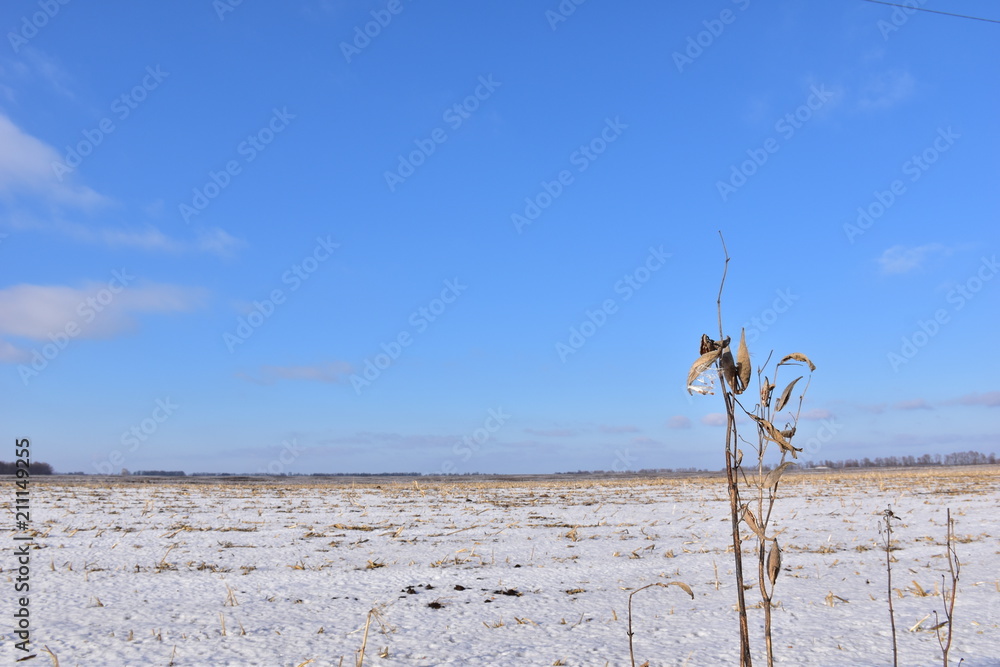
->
[860, 0, 1000, 24]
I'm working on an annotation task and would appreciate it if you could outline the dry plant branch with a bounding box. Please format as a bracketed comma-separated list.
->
[627, 582, 694, 667]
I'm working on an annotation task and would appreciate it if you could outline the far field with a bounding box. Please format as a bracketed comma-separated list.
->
[5, 467, 999, 666]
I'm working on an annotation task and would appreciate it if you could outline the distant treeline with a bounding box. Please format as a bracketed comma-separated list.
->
[0, 461, 54, 475]
[15, 451, 998, 477]
[801, 450, 996, 469]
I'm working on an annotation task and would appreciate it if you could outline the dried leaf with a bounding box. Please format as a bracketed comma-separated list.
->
[778, 353, 815, 372]
[763, 462, 796, 490]
[699, 334, 729, 354]
[767, 540, 782, 587]
[699, 334, 714, 355]
[749, 415, 802, 458]
[686, 349, 720, 395]
[775, 376, 802, 412]
[760, 378, 774, 409]
[779, 426, 796, 440]
[668, 581, 694, 599]
[741, 506, 764, 537]
[736, 328, 751, 393]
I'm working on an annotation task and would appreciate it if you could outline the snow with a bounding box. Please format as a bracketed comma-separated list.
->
[6, 467, 999, 666]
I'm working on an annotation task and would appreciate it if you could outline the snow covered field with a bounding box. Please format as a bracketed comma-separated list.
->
[6, 468, 1000, 666]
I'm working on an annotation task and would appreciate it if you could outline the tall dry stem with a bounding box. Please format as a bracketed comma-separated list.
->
[881, 506, 898, 667]
[936, 507, 960, 666]
[686, 233, 815, 666]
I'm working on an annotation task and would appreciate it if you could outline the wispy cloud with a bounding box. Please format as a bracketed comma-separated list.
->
[858, 69, 915, 111]
[237, 362, 354, 385]
[893, 398, 932, 411]
[701, 413, 727, 427]
[523, 428, 578, 437]
[666, 415, 691, 429]
[0, 113, 108, 209]
[597, 424, 639, 434]
[946, 391, 1000, 408]
[0, 280, 207, 342]
[800, 408, 834, 420]
[317, 432, 466, 451]
[7, 214, 244, 257]
[878, 243, 950, 274]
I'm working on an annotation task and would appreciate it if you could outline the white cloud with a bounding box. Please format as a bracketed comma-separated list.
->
[0, 113, 109, 209]
[237, 362, 354, 385]
[0, 280, 208, 342]
[4, 214, 244, 256]
[701, 413, 727, 427]
[948, 391, 1000, 408]
[858, 70, 915, 110]
[666, 415, 692, 429]
[878, 243, 949, 274]
[893, 398, 932, 411]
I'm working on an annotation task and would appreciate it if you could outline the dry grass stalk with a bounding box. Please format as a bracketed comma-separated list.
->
[356, 609, 374, 667]
[224, 581, 239, 606]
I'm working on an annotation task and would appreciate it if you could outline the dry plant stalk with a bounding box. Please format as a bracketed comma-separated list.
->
[356, 609, 374, 667]
[935, 507, 960, 667]
[686, 233, 815, 667]
[627, 582, 694, 667]
[880, 506, 899, 667]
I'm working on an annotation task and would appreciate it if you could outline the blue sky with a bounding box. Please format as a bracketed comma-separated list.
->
[1, 1, 997, 475]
